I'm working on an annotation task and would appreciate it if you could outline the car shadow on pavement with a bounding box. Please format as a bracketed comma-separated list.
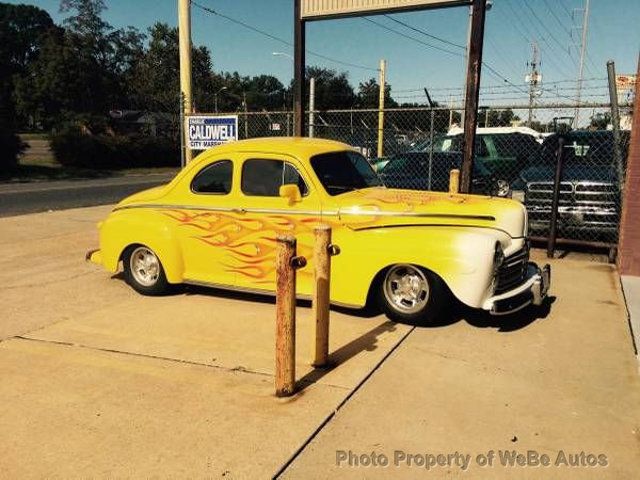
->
[459, 296, 556, 332]
[182, 283, 281, 305]
[384, 296, 556, 332]
[117, 274, 554, 334]
[296, 321, 398, 393]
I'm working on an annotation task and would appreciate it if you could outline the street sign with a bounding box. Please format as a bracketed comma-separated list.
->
[301, 0, 470, 19]
[186, 115, 238, 150]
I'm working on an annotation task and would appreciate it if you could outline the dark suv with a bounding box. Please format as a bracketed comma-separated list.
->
[512, 130, 629, 241]
[379, 131, 542, 196]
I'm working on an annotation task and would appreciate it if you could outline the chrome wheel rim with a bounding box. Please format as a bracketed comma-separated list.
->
[383, 264, 430, 314]
[129, 247, 160, 287]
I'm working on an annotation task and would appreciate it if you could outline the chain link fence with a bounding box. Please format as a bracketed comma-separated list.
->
[211, 103, 631, 247]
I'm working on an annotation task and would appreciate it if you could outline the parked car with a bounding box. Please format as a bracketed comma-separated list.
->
[87, 137, 550, 323]
[444, 129, 543, 181]
[377, 134, 512, 196]
[512, 130, 629, 241]
[378, 149, 510, 197]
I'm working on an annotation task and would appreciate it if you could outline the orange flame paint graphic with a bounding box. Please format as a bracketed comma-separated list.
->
[161, 209, 331, 284]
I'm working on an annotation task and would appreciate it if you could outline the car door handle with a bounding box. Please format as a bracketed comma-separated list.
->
[231, 208, 246, 214]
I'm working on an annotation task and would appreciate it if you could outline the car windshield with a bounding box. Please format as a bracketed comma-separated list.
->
[409, 136, 455, 153]
[311, 151, 383, 196]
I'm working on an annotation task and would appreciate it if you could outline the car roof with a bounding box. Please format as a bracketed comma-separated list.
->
[198, 137, 355, 160]
[447, 126, 544, 139]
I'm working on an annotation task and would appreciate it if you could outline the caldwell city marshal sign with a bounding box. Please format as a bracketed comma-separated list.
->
[301, 0, 471, 20]
[186, 115, 238, 150]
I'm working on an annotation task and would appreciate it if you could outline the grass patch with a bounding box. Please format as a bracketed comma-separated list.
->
[18, 133, 50, 141]
[2, 136, 180, 183]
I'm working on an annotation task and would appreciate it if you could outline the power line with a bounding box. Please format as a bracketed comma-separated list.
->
[394, 77, 606, 93]
[541, 0, 573, 36]
[361, 17, 462, 56]
[501, 1, 575, 78]
[522, 1, 576, 65]
[485, 36, 523, 82]
[381, 15, 465, 49]
[361, 15, 530, 96]
[191, 1, 378, 72]
[558, 0, 574, 18]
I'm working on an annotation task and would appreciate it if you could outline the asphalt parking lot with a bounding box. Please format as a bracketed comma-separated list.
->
[2, 206, 640, 478]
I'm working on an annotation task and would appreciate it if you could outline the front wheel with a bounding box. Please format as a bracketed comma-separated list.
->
[123, 245, 169, 296]
[379, 264, 449, 324]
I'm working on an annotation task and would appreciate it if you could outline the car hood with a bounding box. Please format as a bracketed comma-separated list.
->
[331, 187, 526, 238]
[520, 163, 618, 183]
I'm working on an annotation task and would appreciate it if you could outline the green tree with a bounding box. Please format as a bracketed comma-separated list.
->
[300, 67, 356, 110]
[244, 74, 286, 111]
[14, 0, 145, 128]
[487, 108, 520, 127]
[129, 22, 217, 114]
[355, 77, 397, 109]
[0, 3, 55, 128]
[590, 112, 611, 130]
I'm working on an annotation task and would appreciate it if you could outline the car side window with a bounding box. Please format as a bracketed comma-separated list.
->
[241, 159, 309, 197]
[191, 160, 233, 194]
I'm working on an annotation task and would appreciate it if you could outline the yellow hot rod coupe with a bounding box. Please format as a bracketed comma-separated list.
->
[87, 137, 550, 323]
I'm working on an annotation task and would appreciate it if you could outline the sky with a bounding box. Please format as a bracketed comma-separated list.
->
[8, 0, 640, 107]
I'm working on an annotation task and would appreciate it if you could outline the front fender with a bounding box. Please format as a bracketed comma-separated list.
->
[98, 209, 184, 283]
[330, 225, 511, 308]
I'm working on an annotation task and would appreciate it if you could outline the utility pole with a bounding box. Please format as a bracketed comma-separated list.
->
[462, 1, 491, 129]
[178, 0, 193, 163]
[607, 60, 624, 188]
[243, 91, 248, 139]
[574, 0, 590, 127]
[460, 0, 487, 194]
[377, 59, 386, 159]
[308, 77, 315, 137]
[461, 4, 473, 128]
[293, 0, 306, 136]
[526, 42, 541, 127]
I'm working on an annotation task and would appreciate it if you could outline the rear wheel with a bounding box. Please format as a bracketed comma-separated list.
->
[123, 245, 169, 295]
[379, 264, 448, 324]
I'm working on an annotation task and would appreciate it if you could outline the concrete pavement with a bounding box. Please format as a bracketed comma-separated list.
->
[621, 275, 640, 365]
[0, 206, 410, 478]
[1, 206, 639, 478]
[282, 254, 640, 478]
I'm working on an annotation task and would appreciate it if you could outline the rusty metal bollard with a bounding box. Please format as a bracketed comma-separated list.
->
[311, 225, 340, 368]
[449, 168, 460, 194]
[275, 234, 306, 397]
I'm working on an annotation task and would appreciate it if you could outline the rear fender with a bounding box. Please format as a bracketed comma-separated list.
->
[99, 210, 184, 283]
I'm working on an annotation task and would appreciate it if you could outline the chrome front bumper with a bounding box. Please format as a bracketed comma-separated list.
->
[483, 263, 551, 316]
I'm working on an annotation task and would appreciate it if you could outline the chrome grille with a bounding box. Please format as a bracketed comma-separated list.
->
[495, 247, 529, 294]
